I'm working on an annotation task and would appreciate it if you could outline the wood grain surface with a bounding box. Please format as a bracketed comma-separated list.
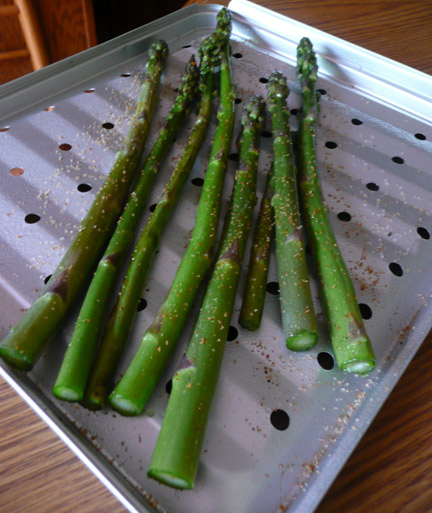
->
[1, 1, 432, 512]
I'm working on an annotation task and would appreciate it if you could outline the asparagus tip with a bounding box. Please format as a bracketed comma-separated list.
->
[267, 70, 289, 101]
[296, 37, 317, 83]
[216, 7, 232, 39]
[198, 8, 232, 75]
[147, 40, 168, 66]
[242, 94, 265, 127]
[177, 54, 200, 98]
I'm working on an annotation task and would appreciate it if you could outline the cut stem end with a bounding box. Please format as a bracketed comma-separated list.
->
[0, 347, 33, 371]
[285, 330, 318, 351]
[53, 385, 82, 402]
[109, 393, 142, 416]
[147, 468, 194, 490]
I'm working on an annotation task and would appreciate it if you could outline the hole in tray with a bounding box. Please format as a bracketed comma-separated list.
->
[317, 352, 334, 370]
[227, 326, 238, 341]
[229, 153, 239, 162]
[290, 108, 299, 116]
[366, 182, 379, 191]
[270, 409, 290, 431]
[351, 118, 363, 125]
[325, 141, 338, 149]
[261, 130, 272, 138]
[266, 281, 279, 295]
[235, 98, 242, 104]
[25, 213, 41, 224]
[84, 88, 95, 93]
[165, 379, 172, 394]
[102, 122, 114, 130]
[137, 298, 147, 311]
[182, 44, 192, 48]
[415, 133, 426, 140]
[389, 262, 403, 277]
[59, 143, 72, 151]
[232, 52, 243, 59]
[417, 226, 430, 240]
[191, 177, 204, 187]
[44, 274, 52, 285]
[9, 167, 24, 176]
[149, 203, 157, 212]
[259, 77, 269, 84]
[0, 126, 10, 132]
[120, 73, 131, 77]
[337, 211, 351, 222]
[77, 183, 92, 192]
[44, 106, 55, 112]
[359, 303, 372, 320]
[317, 88, 327, 95]
[392, 156, 404, 164]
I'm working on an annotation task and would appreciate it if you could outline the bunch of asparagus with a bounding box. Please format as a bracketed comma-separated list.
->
[0, 39, 168, 371]
[296, 37, 375, 374]
[0, 5, 376, 491]
[110, 7, 236, 416]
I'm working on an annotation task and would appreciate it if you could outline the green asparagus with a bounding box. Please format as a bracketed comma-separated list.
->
[0, 41, 167, 372]
[53, 56, 199, 402]
[82, 27, 228, 410]
[108, 8, 235, 417]
[238, 165, 273, 331]
[147, 95, 264, 490]
[267, 70, 318, 351]
[296, 37, 375, 375]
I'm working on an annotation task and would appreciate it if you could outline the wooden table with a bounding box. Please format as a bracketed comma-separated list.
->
[1, 1, 432, 512]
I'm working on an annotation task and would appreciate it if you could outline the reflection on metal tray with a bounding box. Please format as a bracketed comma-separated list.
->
[1, 1, 432, 512]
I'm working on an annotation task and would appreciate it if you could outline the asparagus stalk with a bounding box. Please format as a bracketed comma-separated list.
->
[53, 56, 200, 402]
[147, 95, 265, 489]
[0, 41, 167, 372]
[81, 27, 228, 410]
[238, 165, 273, 331]
[296, 37, 375, 375]
[267, 70, 318, 351]
[109, 8, 235, 416]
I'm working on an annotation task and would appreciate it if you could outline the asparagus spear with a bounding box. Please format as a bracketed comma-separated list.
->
[238, 165, 273, 331]
[108, 8, 235, 416]
[53, 56, 200, 402]
[296, 37, 375, 375]
[267, 70, 318, 351]
[147, 95, 265, 490]
[0, 41, 167, 372]
[82, 27, 227, 410]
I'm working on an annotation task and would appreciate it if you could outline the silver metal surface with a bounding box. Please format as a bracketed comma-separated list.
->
[1, 1, 432, 512]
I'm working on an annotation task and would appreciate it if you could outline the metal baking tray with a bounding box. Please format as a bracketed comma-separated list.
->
[1, 1, 432, 512]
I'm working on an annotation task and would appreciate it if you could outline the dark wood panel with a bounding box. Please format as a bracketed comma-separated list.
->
[0, 3, 27, 52]
[0, 55, 33, 83]
[33, 0, 97, 62]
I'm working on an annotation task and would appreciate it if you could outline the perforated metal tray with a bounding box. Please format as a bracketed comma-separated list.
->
[1, 1, 432, 512]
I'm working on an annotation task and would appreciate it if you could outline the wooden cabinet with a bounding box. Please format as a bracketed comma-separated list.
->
[0, 0, 187, 85]
[0, 0, 97, 85]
